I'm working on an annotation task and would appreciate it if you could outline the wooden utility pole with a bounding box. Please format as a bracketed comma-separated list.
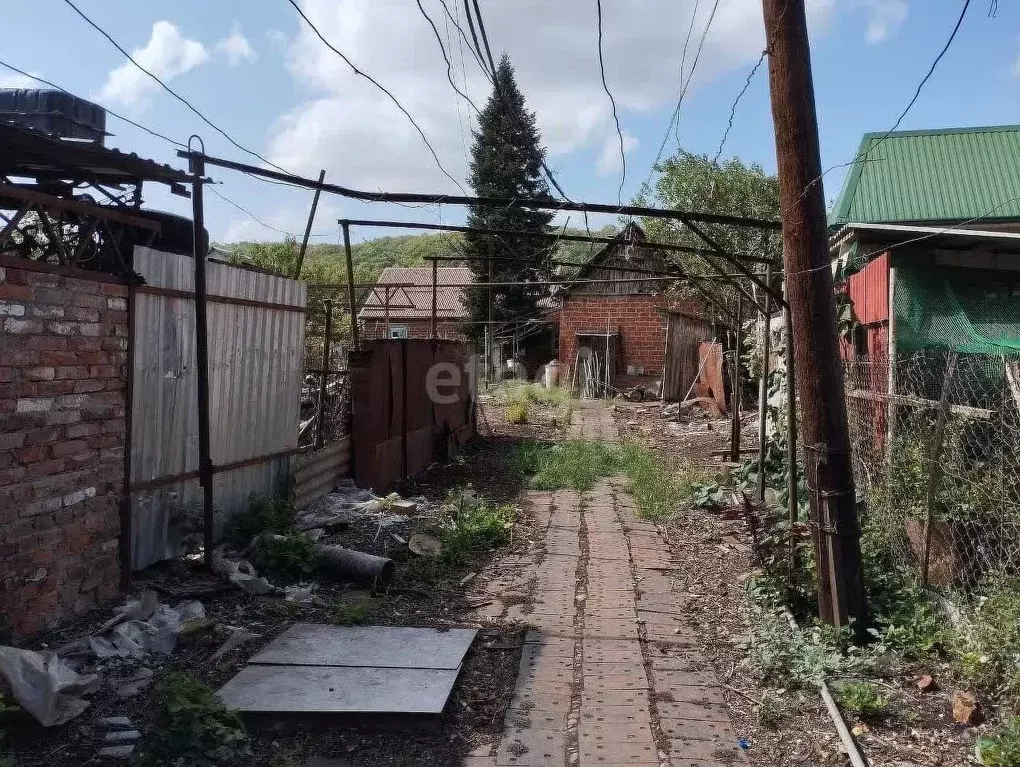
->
[294, 169, 326, 279]
[762, 0, 866, 627]
[756, 267, 772, 502]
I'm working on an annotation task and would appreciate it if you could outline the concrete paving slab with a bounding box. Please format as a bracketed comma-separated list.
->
[216, 665, 460, 714]
[495, 726, 565, 766]
[248, 624, 477, 669]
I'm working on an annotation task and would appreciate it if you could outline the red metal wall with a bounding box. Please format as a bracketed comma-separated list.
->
[349, 340, 475, 491]
[846, 251, 890, 326]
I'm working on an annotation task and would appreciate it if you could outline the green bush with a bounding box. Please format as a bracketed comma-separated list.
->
[956, 573, 1020, 699]
[140, 672, 248, 766]
[834, 681, 889, 718]
[505, 401, 529, 424]
[254, 532, 319, 583]
[976, 717, 1020, 767]
[227, 497, 297, 546]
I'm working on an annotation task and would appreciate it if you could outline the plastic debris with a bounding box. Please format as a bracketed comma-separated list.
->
[97, 744, 135, 759]
[211, 549, 275, 595]
[284, 584, 316, 604]
[0, 646, 100, 726]
[85, 595, 206, 659]
[738, 738, 751, 750]
[208, 627, 260, 667]
[110, 666, 153, 698]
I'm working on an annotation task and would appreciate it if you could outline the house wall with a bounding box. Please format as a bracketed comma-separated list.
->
[360, 318, 466, 341]
[0, 260, 127, 640]
[844, 250, 891, 361]
[558, 295, 668, 376]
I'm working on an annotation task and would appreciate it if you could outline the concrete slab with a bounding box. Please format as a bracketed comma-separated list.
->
[216, 664, 460, 714]
[248, 624, 477, 669]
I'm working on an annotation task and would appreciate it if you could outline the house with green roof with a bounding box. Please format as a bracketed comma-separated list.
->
[829, 125, 1020, 363]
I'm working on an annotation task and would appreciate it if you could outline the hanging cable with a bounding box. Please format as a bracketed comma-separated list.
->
[595, 0, 627, 207]
[284, 0, 467, 195]
[414, 0, 480, 115]
[712, 49, 768, 165]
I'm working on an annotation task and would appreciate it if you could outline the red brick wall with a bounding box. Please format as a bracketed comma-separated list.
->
[558, 295, 668, 375]
[361, 318, 466, 341]
[0, 261, 128, 640]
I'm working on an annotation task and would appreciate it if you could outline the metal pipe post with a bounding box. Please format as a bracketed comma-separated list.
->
[730, 294, 743, 463]
[341, 220, 359, 347]
[756, 267, 773, 502]
[315, 299, 334, 450]
[294, 169, 326, 279]
[189, 152, 215, 569]
[431, 258, 438, 339]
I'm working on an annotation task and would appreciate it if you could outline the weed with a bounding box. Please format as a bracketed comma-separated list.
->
[955, 572, 1020, 699]
[976, 717, 1020, 767]
[400, 487, 515, 584]
[330, 602, 371, 626]
[491, 382, 574, 425]
[227, 496, 298, 547]
[254, 532, 319, 583]
[834, 681, 889, 718]
[505, 401, 529, 424]
[263, 598, 303, 623]
[756, 691, 790, 729]
[139, 672, 248, 766]
[514, 440, 620, 492]
[618, 442, 708, 520]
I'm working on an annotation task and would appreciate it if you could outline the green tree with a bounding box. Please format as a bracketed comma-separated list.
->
[463, 55, 554, 340]
[636, 151, 780, 306]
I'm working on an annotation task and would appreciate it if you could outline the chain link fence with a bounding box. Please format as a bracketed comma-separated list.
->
[845, 350, 1020, 591]
[300, 287, 353, 450]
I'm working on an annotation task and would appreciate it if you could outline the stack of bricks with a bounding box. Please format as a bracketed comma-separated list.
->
[0, 261, 128, 640]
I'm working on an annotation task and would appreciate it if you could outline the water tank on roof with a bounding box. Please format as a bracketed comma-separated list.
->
[0, 88, 107, 143]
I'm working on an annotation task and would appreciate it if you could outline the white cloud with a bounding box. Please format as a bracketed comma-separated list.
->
[97, 21, 209, 110]
[596, 132, 640, 176]
[0, 71, 39, 89]
[267, 0, 836, 194]
[862, 0, 908, 43]
[218, 25, 257, 67]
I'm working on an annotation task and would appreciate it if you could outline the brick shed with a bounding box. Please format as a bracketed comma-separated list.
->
[557, 224, 702, 392]
[0, 259, 128, 639]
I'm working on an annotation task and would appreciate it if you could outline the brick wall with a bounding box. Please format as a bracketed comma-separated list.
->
[361, 318, 466, 341]
[558, 295, 668, 375]
[0, 260, 128, 640]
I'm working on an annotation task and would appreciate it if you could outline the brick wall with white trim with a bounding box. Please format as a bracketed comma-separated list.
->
[0, 261, 127, 640]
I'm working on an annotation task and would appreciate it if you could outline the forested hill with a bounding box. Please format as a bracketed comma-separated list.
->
[221, 226, 618, 285]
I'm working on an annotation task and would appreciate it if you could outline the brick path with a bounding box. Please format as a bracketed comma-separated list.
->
[567, 399, 619, 441]
[466, 401, 748, 767]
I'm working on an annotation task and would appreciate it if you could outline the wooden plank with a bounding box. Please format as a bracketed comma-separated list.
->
[846, 388, 993, 420]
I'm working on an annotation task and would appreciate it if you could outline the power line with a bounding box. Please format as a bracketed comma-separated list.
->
[414, 0, 480, 115]
[643, 0, 721, 191]
[712, 49, 767, 165]
[437, 0, 491, 78]
[595, 0, 627, 207]
[792, 0, 972, 211]
[208, 187, 334, 239]
[461, 0, 574, 203]
[0, 59, 335, 240]
[60, 0, 289, 174]
[284, 0, 467, 195]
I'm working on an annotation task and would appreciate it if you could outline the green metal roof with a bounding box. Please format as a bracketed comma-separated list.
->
[830, 125, 1020, 226]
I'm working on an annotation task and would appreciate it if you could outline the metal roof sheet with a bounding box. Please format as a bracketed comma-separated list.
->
[830, 125, 1020, 226]
[359, 266, 472, 319]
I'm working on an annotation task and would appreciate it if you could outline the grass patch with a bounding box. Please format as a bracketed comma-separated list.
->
[139, 672, 248, 766]
[955, 572, 1020, 698]
[505, 401, 529, 424]
[226, 497, 297, 547]
[400, 487, 515, 584]
[512, 439, 705, 519]
[330, 601, 372, 626]
[490, 382, 574, 425]
[833, 680, 889, 718]
[253, 532, 319, 584]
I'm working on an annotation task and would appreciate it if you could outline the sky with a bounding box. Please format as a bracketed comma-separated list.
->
[1, 0, 1017, 247]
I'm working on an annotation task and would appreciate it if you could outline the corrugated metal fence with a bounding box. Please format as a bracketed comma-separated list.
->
[128, 248, 306, 569]
[350, 340, 475, 490]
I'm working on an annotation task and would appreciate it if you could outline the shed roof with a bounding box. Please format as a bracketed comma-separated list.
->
[359, 266, 472, 320]
[830, 125, 1020, 227]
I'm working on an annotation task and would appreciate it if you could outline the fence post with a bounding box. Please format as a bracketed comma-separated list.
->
[921, 351, 959, 585]
[341, 220, 359, 348]
[401, 338, 408, 479]
[730, 294, 743, 462]
[757, 267, 773, 502]
[315, 299, 334, 450]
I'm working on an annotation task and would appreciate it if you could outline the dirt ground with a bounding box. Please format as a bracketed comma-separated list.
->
[2, 403, 551, 767]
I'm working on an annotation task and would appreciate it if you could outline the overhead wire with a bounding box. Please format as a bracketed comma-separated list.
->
[285, 0, 467, 195]
[0, 59, 335, 240]
[594, 0, 627, 208]
[711, 49, 767, 165]
[414, 0, 480, 116]
[790, 0, 973, 213]
[437, 0, 491, 79]
[468, 0, 498, 76]
[60, 0, 291, 175]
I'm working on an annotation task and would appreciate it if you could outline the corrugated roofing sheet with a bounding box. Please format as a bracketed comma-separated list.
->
[359, 266, 472, 319]
[830, 125, 1020, 226]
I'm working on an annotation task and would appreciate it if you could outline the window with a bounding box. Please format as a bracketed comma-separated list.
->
[388, 324, 409, 339]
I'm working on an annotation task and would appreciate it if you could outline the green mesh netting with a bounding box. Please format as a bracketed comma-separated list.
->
[894, 265, 1020, 353]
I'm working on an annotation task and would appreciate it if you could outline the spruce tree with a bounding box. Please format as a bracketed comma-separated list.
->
[464, 55, 554, 340]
